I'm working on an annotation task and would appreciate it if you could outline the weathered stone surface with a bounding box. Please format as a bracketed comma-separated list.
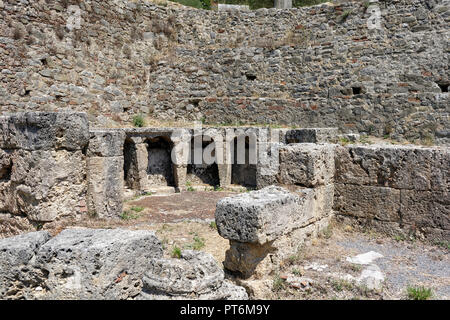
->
[400, 190, 450, 230]
[278, 143, 335, 187]
[284, 128, 338, 144]
[224, 215, 332, 278]
[0, 1, 448, 143]
[256, 142, 282, 189]
[35, 228, 163, 300]
[87, 130, 125, 157]
[7, 149, 86, 222]
[138, 250, 248, 300]
[0, 231, 51, 299]
[0, 112, 89, 151]
[215, 186, 314, 244]
[124, 141, 149, 190]
[87, 156, 124, 218]
[0, 214, 35, 239]
[335, 145, 449, 191]
[334, 184, 401, 222]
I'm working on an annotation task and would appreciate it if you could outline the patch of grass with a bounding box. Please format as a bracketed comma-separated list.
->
[131, 206, 145, 213]
[213, 185, 224, 192]
[320, 225, 333, 239]
[292, 268, 303, 276]
[132, 114, 145, 127]
[119, 210, 140, 220]
[339, 137, 351, 146]
[272, 275, 286, 292]
[433, 240, 450, 250]
[185, 235, 205, 250]
[407, 286, 433, 300]
[393, 234, 407, 242]
[359, 135, 372, 144]
[171, 246, 182, 259]
[209, 221, 217, 230]
[345, 264, 362, 273]
[331, 279, 354, 292]
[340, 10, 352, 23]
[186, 181, 195, 192]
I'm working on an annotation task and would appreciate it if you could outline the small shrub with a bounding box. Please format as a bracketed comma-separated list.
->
[132, 114, 145, 127]
[171, 246, 182, 259]
[407, 286, 432, 300]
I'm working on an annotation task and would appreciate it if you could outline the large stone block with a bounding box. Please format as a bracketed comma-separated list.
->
[35, 228, 163, 300]
[87, 156, 124, 218]
[87, 130, 125, 157]
[278, 143, 335, 187]
[138, 250, 248, 300]
[400, 190, 450, 231]
[0, 231, 51, 299]
[224, 215, 332, 278]
[215, 186, 315, 244]
[334, 184, 401, 222]
[335, 145, 449, 192]
[8, 149, 86, 222]
[0, 112, 89, 151]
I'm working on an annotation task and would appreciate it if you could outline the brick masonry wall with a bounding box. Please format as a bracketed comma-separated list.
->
[0, 0, 449, 143]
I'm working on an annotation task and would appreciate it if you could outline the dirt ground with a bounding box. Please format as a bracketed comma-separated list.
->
[43, 191, 449, 300]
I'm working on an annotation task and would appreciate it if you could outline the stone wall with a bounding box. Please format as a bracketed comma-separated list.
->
[334, 144, 450, 240]
[0, 0, 449, 143]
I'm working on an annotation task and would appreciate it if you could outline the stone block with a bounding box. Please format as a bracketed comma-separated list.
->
[400, 190, 450, 231]
[0, 112, 89, 151]
[278, 143, 335, 187]
[8, 149, 86, 222]
[87, 130, 125, 157]
[224, 215, 332, 278]
[138, 250, 247, 300]
[35, 228, 163, 300]
[215, 186, 315, 244]
[335, 145, 449, 191]
[87, 156, 124, 218]
[334, 184, 401, 222]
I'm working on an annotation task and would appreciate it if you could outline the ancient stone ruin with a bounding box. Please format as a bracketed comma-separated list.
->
[0, 0, 448, 300]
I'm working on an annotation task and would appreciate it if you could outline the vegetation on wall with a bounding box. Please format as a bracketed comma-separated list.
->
[172, 0, 211, 9]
